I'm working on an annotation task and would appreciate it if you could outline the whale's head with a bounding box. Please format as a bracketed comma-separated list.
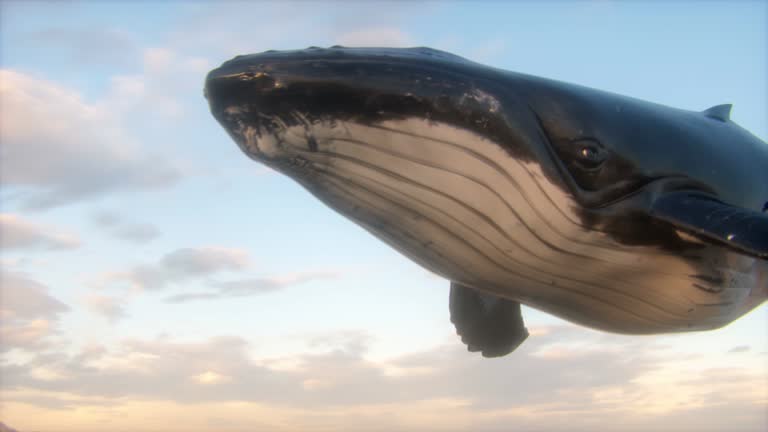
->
[204, 46, 546, 177]
[205, 46, 767, 333]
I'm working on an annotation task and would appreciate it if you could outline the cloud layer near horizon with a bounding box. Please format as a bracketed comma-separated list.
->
[1, 326, 765, 432]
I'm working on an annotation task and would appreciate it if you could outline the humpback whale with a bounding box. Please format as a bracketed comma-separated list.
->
[205, 46, 768, 357]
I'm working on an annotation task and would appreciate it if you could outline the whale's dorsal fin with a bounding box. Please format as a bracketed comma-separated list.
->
[703, 104, 732, 122]
[449, 282, 528, 357]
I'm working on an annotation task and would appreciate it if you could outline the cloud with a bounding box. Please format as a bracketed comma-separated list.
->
[0, 273, 70, 321]
[0, 422, 21, 432]
[191, 371, 232, 385]
[105, 47, 211, 118]
[84, 294, 127, 323]
[17, 23, 208, 119]
[469, 38, 507, 63]
[0, 70, 182, 210]
[0, 272, 70, 351]
[0, 328, 695, 404]
[24, 27, 140, 67]
[0, 326, 765, 431]
[96, 247, 251, 291]
[92, 211, 161, 244]
[334, 28, 412, 47]
[305, 330, 372, 356]
[113, 223, 161, 243]
[0, 213, 81, 250]
[164, 271, 338, 303]
[159, 2, 432, 61]
[88, 247, 333, 321]
[160, 247, 250, 276]
[0, 257, 50, 271]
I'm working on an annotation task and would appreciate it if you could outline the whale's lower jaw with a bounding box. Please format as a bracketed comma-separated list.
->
[235, 116, 758, 334]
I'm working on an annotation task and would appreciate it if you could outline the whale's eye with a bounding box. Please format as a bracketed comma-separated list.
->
[549, 137, 614, 192]
[573, 140, 607, 170]
[763, 201, 768, 213]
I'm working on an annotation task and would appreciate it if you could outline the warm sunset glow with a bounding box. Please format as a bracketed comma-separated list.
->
[1, 2, 765, 431]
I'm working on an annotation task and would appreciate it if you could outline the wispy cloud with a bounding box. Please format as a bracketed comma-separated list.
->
[92, 210, 161, 244]
[305, 330, 372, 356]
[24, 27, 140, 67]
[334, 28, 412, 47]
[84, 294, 128, 323]
[160, 2, 432, 59]
[0, 70, 182, 210]
[105, 47, 211, 118]
[0, 213, 81, 250]
[164, 271, 338, 303]
[87, 247, 339, 322]
[94, 246, 251, 291]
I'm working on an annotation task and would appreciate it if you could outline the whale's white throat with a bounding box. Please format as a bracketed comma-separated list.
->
[224, 111, 758, 334]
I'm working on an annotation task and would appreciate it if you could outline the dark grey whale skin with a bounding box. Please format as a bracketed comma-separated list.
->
[205, 46, 767, 356]
[206, 46, 768, 257]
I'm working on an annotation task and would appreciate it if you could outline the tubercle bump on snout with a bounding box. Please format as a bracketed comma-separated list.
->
[218, 106, 323, 176]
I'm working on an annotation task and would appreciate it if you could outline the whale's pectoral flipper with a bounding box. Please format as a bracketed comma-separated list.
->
[650, 192, 768, 259]
[449, 282, 529, 357]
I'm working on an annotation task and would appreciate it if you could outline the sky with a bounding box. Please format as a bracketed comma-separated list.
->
[0, 1, 766, 431]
